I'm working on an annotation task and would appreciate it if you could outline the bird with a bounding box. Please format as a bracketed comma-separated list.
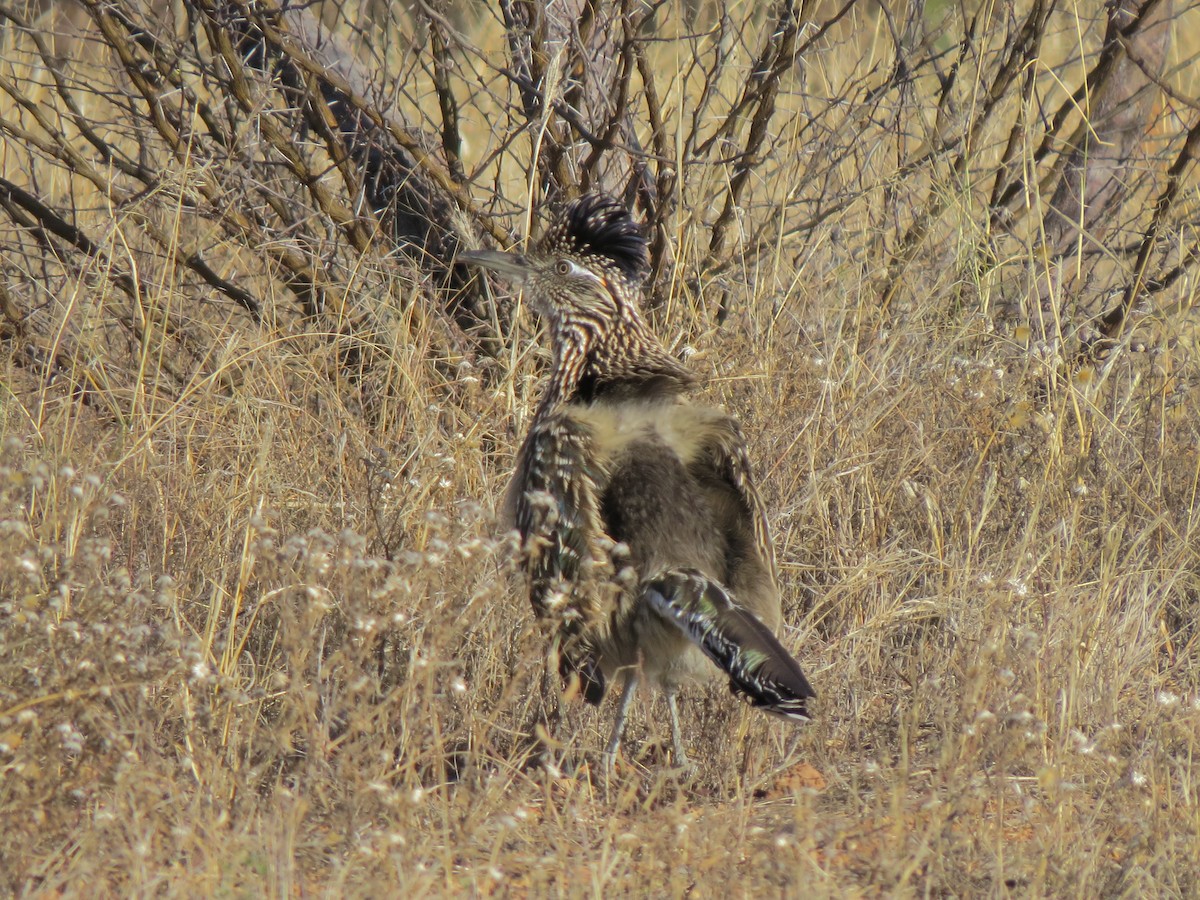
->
[459, 193, 814, 769]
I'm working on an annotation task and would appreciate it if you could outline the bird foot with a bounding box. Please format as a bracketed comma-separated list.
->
[672, 744, 696, 775]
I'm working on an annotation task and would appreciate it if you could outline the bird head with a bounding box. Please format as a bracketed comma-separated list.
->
[459, 194, 650, 340]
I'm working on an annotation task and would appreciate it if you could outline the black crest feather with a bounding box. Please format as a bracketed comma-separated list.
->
[539, 194, 649, 283]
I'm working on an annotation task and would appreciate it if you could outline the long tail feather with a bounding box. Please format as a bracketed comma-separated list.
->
[642, 568, 815, 721]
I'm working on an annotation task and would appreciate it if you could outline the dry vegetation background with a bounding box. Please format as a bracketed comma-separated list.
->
[2, 0, 1199, 895]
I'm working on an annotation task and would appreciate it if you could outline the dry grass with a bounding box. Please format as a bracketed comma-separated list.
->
[2, 1, 1200, 896]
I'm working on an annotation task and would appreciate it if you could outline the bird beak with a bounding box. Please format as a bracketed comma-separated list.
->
[457, 249, 532, 282]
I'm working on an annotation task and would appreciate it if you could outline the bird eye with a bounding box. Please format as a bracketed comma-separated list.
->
[555, 259, 573, 276]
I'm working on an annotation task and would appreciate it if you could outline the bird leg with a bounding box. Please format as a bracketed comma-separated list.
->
[603, 672, 638, 773]
[666, 690, 692, 769]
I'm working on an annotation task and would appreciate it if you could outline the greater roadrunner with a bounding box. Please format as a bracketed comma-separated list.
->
[461, 194, 814, 768]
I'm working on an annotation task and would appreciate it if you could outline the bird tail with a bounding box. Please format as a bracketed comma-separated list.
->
[642, 568, 815, 721]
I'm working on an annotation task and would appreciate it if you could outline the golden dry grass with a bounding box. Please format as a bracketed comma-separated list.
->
[2, 1, 1199, 896]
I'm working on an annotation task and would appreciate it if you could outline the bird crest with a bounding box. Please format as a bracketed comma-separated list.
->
[538, 194, 650, 285]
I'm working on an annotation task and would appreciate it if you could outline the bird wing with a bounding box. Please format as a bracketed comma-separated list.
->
[642, 568, 814, 720]
[705, 416, 778, 578]
[509, 407, 610, 701]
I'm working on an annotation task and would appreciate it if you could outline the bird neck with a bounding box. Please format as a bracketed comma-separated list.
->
[539, 311, 695, 414]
